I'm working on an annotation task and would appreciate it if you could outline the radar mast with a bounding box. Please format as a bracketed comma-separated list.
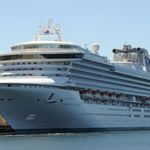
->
[35, 18, 62, 41]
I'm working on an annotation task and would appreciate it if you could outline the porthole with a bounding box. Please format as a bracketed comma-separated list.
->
[36, 99, 40, 102]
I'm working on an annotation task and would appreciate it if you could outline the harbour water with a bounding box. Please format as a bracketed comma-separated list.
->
[0, 131, 150, 150]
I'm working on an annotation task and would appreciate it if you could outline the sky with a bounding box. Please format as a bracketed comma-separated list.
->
[0, 0, 150, 58]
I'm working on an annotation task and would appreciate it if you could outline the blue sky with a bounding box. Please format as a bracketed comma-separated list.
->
[0, 0, 150, 58]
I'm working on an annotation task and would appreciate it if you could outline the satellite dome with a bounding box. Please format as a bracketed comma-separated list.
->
[92, 43, 100, 54]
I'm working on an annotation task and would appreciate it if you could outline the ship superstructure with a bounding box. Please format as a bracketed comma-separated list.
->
[0, 20, 150, 133]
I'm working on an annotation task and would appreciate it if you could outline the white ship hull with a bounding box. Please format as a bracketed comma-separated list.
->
[1, 84, 150, 133]
[1, 20, 150, 133]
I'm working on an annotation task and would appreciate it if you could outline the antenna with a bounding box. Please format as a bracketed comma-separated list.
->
[84, 43, 88, 49]
[48, 18, 52, 28]
[55, 24, 62, 41]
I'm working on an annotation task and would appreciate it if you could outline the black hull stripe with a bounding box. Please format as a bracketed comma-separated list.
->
[1, 127, 150, 135]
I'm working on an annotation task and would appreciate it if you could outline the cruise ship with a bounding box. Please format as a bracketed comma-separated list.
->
[0, 20, 150, 133]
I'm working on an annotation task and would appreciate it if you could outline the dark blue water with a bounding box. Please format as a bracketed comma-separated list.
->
[0, 131, 150, 150]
